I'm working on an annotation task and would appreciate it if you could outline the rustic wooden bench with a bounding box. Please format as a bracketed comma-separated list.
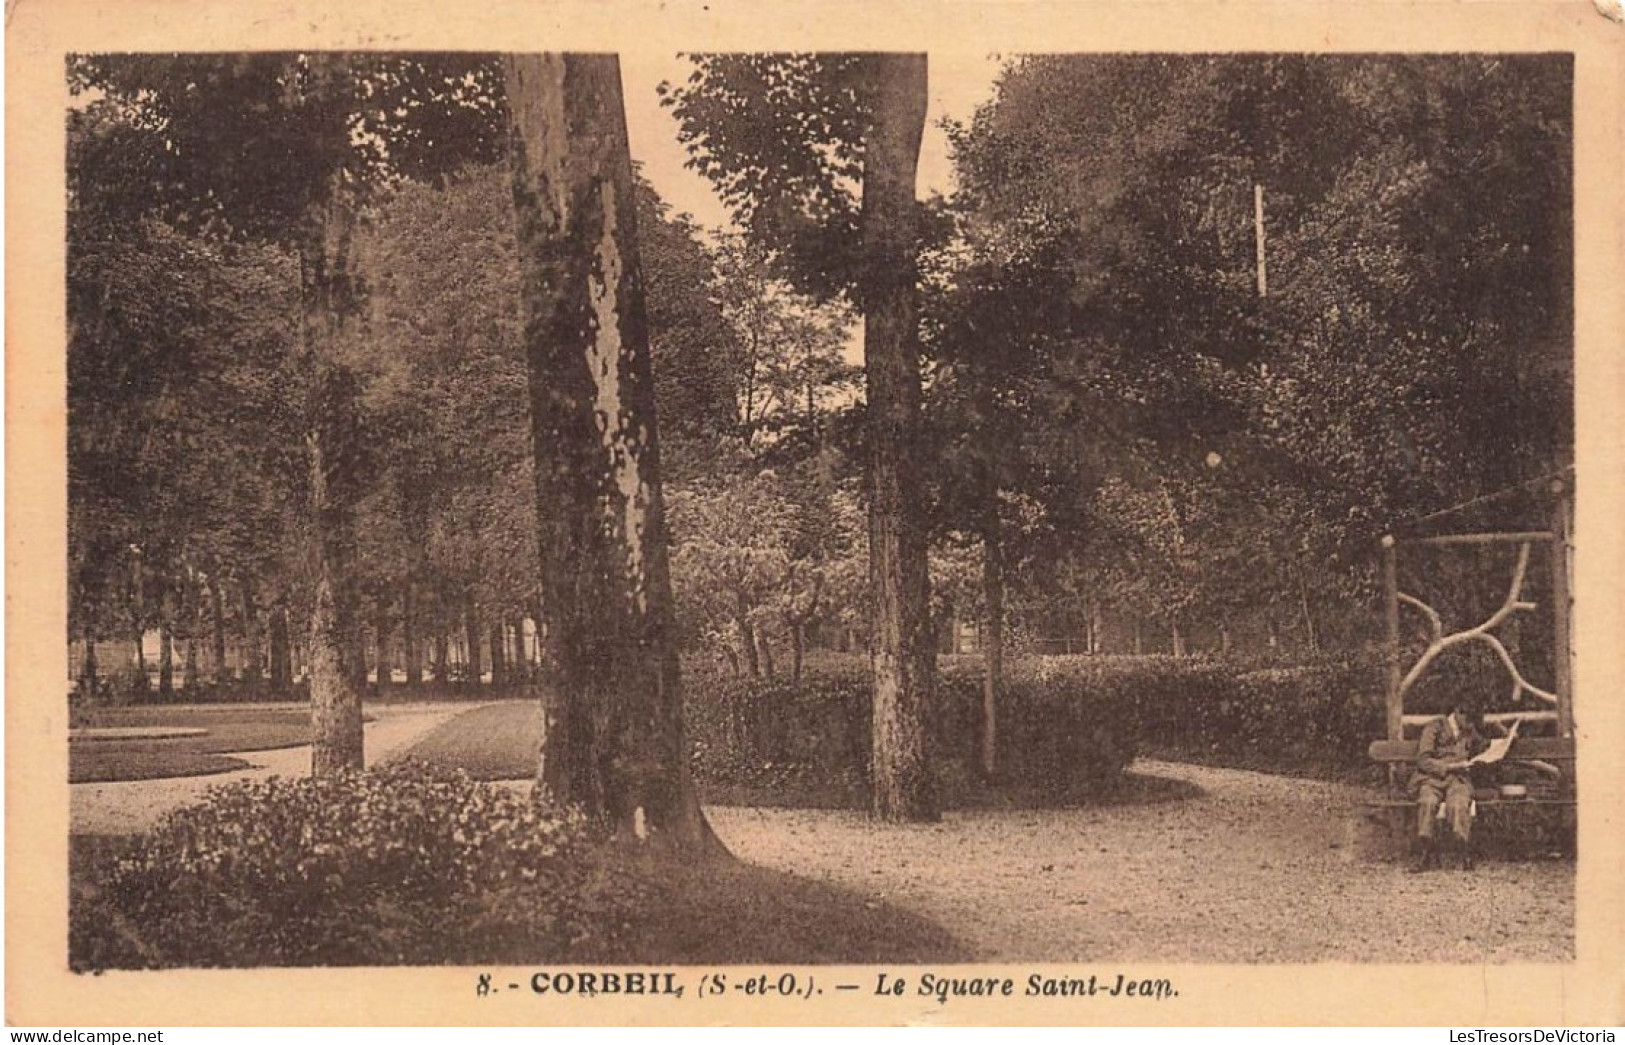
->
[1366, 736, 1577, 848]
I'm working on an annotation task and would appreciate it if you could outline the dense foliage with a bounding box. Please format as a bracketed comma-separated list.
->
[70, 763, 633, 967]
[685, 652, 1390, 807]
[941, 54, 1571, 644]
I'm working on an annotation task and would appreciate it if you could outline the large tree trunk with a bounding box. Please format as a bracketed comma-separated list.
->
[860, 53, 936, 822]
[506, 53, 718, 852]
[980, 516, 1005, 781]
[300, 156, 367, 776]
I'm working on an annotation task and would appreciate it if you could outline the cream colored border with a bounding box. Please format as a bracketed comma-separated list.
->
[8, 0, 1624, 1027]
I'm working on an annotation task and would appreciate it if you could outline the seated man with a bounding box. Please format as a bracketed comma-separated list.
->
[1409, 696, 1489, 872]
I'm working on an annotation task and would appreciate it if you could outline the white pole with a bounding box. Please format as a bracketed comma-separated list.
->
[1254, 183, 1268, 298]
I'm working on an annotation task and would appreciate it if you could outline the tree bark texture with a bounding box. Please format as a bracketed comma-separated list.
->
[860, 53, 937, 822]
[300, 153, 367, 775]
[506, 53, 718, 852]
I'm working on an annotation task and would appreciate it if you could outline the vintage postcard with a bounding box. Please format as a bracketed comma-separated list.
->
[7, 0, 1624, 1028]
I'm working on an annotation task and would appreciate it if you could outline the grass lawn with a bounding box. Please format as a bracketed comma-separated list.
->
[70, 706, 365, 783]
[384, 701, 541, 779]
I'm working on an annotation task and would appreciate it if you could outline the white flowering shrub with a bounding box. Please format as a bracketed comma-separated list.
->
[74, 762, 622, 968]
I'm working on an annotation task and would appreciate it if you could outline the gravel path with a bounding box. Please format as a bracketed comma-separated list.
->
[70, 733, 1573, 963]
[69, 702, 479, 835]
[707, 760, 1575, 964]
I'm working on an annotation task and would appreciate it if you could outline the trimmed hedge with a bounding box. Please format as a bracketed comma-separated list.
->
[685, 651, 1388, 807]
[1031, 653, 1387, 781]
[685, 659, 1139, 808]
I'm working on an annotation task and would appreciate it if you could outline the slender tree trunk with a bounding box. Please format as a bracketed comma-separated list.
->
[80, 625, 99, 698]
[1219, 620, 1233, 656]
[158, 625, 174, 696]
[1171, 619, 1187, 658]
[300, 153, 366, 775]
[1295, 562, 1320, 653]
[209, 576, 227, 686]
[463, 589, 482, 689]
[506, 53, 718, 851]
[1091, 599, 1104, 655]
[269, 603, 292, 692]
[372, 601, 391, 690]
[861, 53, 936, 822]
[1133, 618, 1144, 656]
[130, 618, 148, 695]
[434, 633, 450, 686]
[183, 637, 198, 692]
[129, 552, 149, 695]
[239, 579, 265, 686]
[789, 621, 805, 683]
[490, 621, 506, 692]
[980, 517, 1005, 780]
[736, 602, 760, 678]
[510, 616, 527, 684]
[403, 581, 420, 688]
[158, 582, 175, 698]
[757, 629, 776, 678]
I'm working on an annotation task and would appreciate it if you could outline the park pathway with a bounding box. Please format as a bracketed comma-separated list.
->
[69, 702, 477, 836]
[70, 740, 1573, 963]
[707, 760, 1575, 963]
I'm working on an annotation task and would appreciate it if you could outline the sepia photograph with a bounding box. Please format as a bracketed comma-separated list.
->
[9, 0, 1625, 1029]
